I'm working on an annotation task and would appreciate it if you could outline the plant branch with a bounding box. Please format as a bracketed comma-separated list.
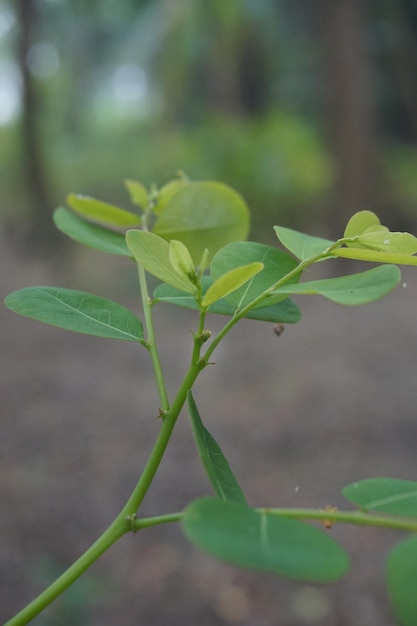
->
[259, 507, 417, 533]
[121, 351, 207, 516]
[137, 263, 170, 412]
[203, 253, 323, 361]
[132, 512, 183, 530]
[5, 310, 208, 626]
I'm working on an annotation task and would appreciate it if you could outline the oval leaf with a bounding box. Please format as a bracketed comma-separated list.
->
[343, 478, 417, 518]
[273, 265, 401, 305]
[343, 210, 381, 239]
[5, 287, 144, 342]
[274, 226, 335, 261]
[153, 280, 301, 323]
[124, 179, 148, 208]
[169, 240, 196, 279]
[152, 181, 250, 262]
[334, 247, 417, 266]
[210, 242, 300, 310]
[67, 193, 141, 228]
[126, 230, 195, 293]
[188, 392, 246, 504]
[358, 231, 417, 255]
[387, 536, 417, 626]
[53, 208, 131, 256]
[202, 262, 263, 308]
[182, 498, 349, 582]
[153, 178, 188, 216]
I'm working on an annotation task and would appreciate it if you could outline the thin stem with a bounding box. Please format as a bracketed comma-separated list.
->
[137, 263, 170, 412]
[259, 507, 417, 533]
[6, 310, 208, 625]
[203, 258, 308, 361]
[121, 353, 207, 515]
[204, 244, 345, 362]
[133, 512, 183, 530]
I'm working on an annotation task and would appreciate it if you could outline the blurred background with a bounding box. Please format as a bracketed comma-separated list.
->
[1, 1, 417, 625]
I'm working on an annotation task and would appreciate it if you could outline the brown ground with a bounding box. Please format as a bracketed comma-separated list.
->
[1, 231, 417, 626]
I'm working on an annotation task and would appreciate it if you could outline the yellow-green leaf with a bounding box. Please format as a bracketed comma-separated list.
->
[126, 230, 195, 293]
[67, 193, 141, 228]
[169, 240, 195, 279]
[153, 181, 250, 263]
[343, 210, 381, 239]
[334, 247, 417, 265]
[125, 179, 148, 208]
[202, 262, 263, 308]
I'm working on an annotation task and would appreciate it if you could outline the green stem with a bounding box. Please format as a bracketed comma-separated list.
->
[133, 512, 183, 530]
[137, 263, 170, 412]
[203, 256, 311, 361]
[204, 243, 346, 362]
[6, 311, 208, 625]
[121, 354, 206, 516]
[259, 507, 417, 533]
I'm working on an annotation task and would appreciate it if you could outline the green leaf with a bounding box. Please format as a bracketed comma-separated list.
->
[153, 279, 302, 324]
[210, 242, 300, 310]
[67, 193, 141, 228]
[334, 247, 417, 266]
[153, 178, 188, 216]
[273, 265, 401, 305]
[4, 287, 144, 342]
[343, 210, 381, 239]
[53, 208, 131, 256]
[182, 498, 349, 582]
[202, 262, 264, 308]
[387, 536, 417, 626]
[169, 239, 196, 279]
[188, 393, 246, 504]
[126, 230, 196, 293]
[124, 179, 148, 208]
[274, 226, 335, 261]
[152, 181, 250, 262]
[355, 231, 417, 255]
[343, 478, 417, 518]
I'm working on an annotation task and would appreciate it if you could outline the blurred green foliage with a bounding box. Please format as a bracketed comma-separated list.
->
[1, 0, 417, 242]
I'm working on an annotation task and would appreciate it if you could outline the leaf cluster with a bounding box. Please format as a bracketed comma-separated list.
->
[4, 178, 417, 626]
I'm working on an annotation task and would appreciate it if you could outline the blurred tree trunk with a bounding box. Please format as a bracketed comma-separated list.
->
[387, 1, 417, 140]
[16, 0, 56, 249]
[318, 0, 377, 231]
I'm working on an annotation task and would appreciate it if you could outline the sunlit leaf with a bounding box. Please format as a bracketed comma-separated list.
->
[53, 207, 131, 256]
[343, 210, 381, 239]
[353, 231, 417, 255]
[343, 478, 417, 518]
[169, 240, 196, 279]
[334, 247, 417, 266]
[210, 242, 300, 310]
[273, 265, 401, 305]
[202, 262, 264, 308]
[153, 178, 188, 215]
[152, 181, 250, 262]
[182, 498, 349, 582]
[153, 279, 302, 323]
[126, 230, 195, 293]
[5, 287, 144, 342]
[67, 193, 141, 228]
[188, 393, 246, 504]
[387, 536, 417, 626]
[125, 179, 148, 208]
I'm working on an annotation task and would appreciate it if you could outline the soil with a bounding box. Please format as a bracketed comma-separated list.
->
[1, 231, 417, 626]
